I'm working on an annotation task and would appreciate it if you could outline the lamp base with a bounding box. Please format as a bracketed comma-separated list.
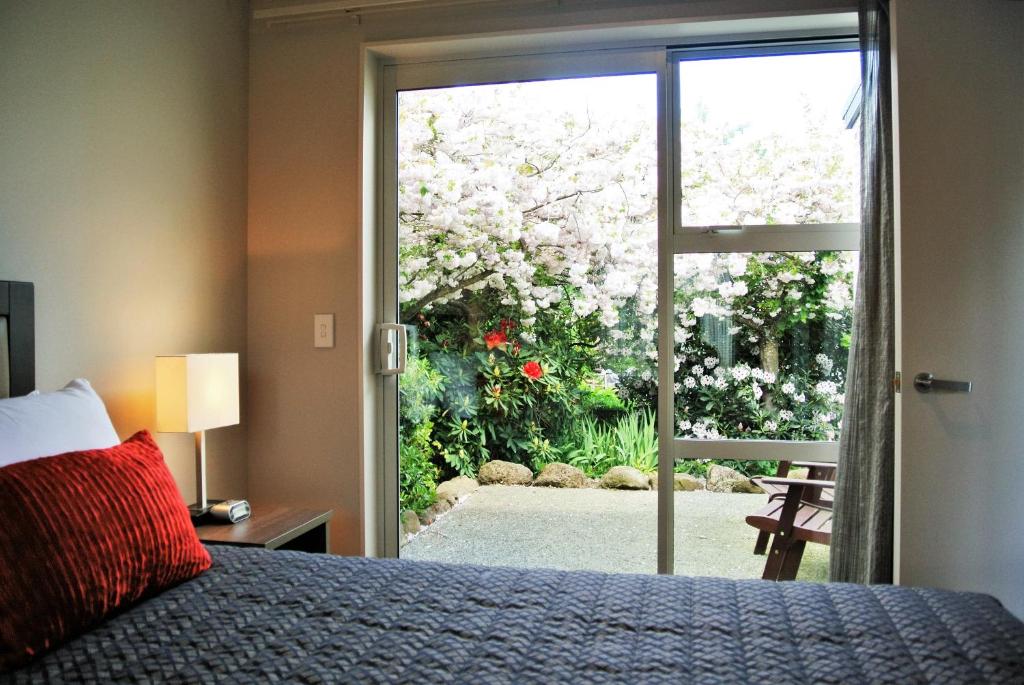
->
[189, 502, 217, 519]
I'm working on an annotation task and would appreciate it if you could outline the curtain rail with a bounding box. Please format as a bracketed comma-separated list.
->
[253, 0, 542, 25]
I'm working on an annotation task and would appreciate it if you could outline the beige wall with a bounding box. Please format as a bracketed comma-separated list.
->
[892, 0, 1024, 616]
[247, 0, 854, 555]
[0, 0, 250, 500]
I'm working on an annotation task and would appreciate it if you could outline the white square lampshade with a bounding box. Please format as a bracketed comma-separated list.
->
[155, 354, 239, 433]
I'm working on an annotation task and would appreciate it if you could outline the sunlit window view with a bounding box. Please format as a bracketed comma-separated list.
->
[678, 52, 861, 226]
[670, 52, 859, 580]
[395, 50, 860, 582]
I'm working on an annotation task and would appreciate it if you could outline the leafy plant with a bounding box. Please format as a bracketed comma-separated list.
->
[566, 409, 658, 476]
[409, 310, 596, 476]
[565, 416, 619, 478]
[578, 384, 627, 423]
[616, 409, 658, 473]
[399, 419, 439, 513]
[398, 356, 445, 512]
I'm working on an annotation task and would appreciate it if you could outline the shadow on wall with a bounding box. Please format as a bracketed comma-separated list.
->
[246, 248, 362, 556]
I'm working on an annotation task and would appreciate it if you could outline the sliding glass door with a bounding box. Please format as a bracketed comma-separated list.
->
[380, 50, 671, 570]
[379, 41, 859, 578]
[668, 45, 860, 579]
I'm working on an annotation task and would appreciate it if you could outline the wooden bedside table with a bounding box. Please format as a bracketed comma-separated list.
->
[195, 506, 333, 554]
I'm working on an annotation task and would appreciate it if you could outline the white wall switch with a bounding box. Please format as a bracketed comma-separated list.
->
[314, 314, 335, 348]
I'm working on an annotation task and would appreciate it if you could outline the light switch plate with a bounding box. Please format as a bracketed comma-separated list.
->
[314, 314, 334, 348]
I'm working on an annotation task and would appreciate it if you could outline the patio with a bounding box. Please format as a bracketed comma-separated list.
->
[402, 485, 829, 581]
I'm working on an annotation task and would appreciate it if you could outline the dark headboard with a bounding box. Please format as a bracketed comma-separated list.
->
[0, 281, 35, 398]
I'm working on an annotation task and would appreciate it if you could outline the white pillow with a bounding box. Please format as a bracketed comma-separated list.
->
[0, 379, 120, 467]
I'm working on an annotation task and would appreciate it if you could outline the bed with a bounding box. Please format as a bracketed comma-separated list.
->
[1, 546, 1021, 684]
[2, 281, 1024, 683]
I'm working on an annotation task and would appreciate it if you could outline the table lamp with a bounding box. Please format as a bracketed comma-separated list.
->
[155, 353, 239, 517]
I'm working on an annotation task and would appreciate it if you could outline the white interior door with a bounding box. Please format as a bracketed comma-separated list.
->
[892, 0, 1024, 617]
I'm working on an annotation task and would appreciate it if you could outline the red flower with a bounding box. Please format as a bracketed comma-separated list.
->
[512, 340, 522, 355]
[484, 330, 507, 350]
[521, 361, 543, 380]
[500, 318, 517, 333]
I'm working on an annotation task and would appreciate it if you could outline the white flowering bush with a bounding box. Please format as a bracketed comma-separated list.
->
[616, 251, 854, 464]
[672, 252, 853, 443]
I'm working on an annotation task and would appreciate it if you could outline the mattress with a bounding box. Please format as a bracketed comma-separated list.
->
[5, 546, 1024, 684]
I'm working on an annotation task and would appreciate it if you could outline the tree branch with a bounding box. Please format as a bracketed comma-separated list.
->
[402, 269, 495, 322]
[523, 187, 606, 216]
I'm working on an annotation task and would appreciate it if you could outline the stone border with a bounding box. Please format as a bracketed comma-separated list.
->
[403, 461, 770, 543]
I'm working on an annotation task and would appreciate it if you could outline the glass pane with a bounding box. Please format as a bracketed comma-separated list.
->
[678, 51, 861, 226]
[673, 251, 857, 443]
[396, 74, 660, 573]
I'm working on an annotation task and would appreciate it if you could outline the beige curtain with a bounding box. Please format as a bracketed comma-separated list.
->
[830, 0, 896, 584]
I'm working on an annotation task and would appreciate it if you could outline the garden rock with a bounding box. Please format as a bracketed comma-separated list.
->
[401, 510, 421, 535]
[478, 460, 533, 486]
[533, 462, 587, 488]
[418, 498, 452, 525]
[649, 472, 705, 491]
[599, 466, 651, 490]
[674, 473, 704, 491]
[706, 465, 764, 494]
[436, 476, 479, 503]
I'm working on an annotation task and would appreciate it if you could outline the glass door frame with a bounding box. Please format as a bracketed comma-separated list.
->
[668, 39, 860, 467]
[377, 36, 859, 573]
[379, 47, 678, 567]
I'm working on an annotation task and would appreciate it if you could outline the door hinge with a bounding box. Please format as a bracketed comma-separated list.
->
[893, 371, 902, 394]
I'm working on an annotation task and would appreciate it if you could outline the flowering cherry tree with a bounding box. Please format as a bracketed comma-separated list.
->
[398, 79, 658, 332]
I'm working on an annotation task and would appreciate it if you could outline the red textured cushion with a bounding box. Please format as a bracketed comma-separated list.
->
[0, 430, 211, 669]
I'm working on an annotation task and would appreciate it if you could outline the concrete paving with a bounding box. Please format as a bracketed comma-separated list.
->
[401, 484, 829, 581]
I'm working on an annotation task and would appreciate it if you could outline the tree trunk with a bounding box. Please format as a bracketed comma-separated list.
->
[760, 338, 780, 376]
[759, 338, 780, 410]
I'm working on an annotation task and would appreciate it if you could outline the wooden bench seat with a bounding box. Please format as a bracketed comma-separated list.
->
[745, 477, 835, 581]
[756, 461, 836, 502]
[750, 462, 835, 555]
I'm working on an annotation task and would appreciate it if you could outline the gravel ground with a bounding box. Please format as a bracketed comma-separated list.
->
[401, 484, 829, 581]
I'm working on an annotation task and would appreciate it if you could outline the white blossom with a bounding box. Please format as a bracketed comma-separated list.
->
[730, 364, 751, 382]
[815, 380, 839, 397]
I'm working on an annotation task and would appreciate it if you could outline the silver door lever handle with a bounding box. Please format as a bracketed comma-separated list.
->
[913, 373, 972, 393]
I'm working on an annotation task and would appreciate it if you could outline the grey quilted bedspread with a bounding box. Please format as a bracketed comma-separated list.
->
[5, 546, 1024, 684]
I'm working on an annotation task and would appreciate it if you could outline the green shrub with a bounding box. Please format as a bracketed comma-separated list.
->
[399, 419, 439, 513]
[578, 384, 626, 424]
[398, 356, 444, 512]
[406, 302, 599, 476]
[674, 458, 779, 478]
